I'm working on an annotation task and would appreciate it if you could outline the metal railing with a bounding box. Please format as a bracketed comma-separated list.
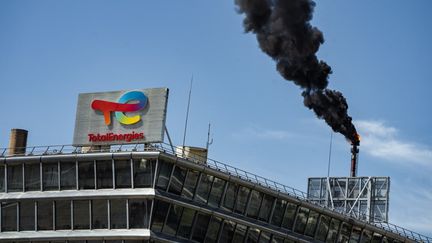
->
[0, 143, 430, 242]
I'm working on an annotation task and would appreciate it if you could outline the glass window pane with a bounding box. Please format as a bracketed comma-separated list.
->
[73, 200, 90, 229]
[338, 223, 352, 243]
[223, 182, 238, 211]
[259, 231, 271, 243]
[326, 218, 341, 243]
[0, 165, 4, 192]
[181, 170, 199, 199]
[247, 227, 260, 243]
[168, 166, 187, 195]
[162, 204, 183, 236]
[350, 226, 362, 243]
[272, 236, 285, 243]
[191, 213, 211, 242]
[92, 199, 108, 229]
[247, 190, 263, 218]
[234, 186, 250, 214]
[372, 233, 383, 243]
[304, 210, 319, 237]
[20, 201, 35, 231]
[361, 229, 373, 243]
[129, 199, 149, 228]
[294, 207, 310, 234]
[204, 216, 222, 243]
[60, 162, 76, 190]
[177, 207, 196, 239]
[316, 215, 330, 241]
[195, 174, 214, 204]
[281, 203, 297, 230]
[78, 161, 95, 189]
[156, 161, 172, 190]
[110, 199, 127, 229]
[115, 160, 131, 188]
[134, 159, 154, 188]
[150, 200, 170, 232]
[25, 163, 40, 191]
[96, 160, 113, 189]
[38, 201, 53, 230]
[258, 194, 274, 222]
[7, 164, 23, 192]
[55, 200, 71, 230]
[1, 202, 17, 231]
[43, 162, 59, 191]
[271, 199, 286, 226]
[208, 177, 226, 208]
[219, 220, 236, 243]
[233, 223, 247, 243]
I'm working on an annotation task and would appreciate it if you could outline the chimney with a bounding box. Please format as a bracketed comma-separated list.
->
[350, 144, 359, 177]
[8, 129, 28, 156]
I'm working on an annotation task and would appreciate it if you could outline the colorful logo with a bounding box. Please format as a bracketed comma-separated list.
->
[91, 91, 147, 125]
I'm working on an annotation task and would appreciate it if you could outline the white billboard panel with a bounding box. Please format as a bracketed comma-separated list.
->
[73, 88, 168, 146]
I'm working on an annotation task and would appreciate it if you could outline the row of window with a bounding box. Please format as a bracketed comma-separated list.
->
[0, 241, 148, 243]
[0, 159, 155, 192]
[154, 161, 402, 243]
[151, 200, 294, 243]
[0, 198, 150, 232]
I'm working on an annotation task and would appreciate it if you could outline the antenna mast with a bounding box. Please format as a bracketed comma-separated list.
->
[206, 122, 213, 150]
[182, 75, 193, 156]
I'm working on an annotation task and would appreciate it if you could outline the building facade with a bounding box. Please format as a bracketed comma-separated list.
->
[0, 144, 429, 243]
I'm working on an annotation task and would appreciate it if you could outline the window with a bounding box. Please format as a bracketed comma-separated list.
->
[43, 162, 59, 191]
[25, 163, 40, 191]
[372, 232, 383, 243]
[271, 199, 286, 226]
[168, 166, 187, 195]
[304, 210, 319, 237]
[191, 213, 211, 242]
[0, 165, 4, 192]
[247, 190, 263, 218]
[1, 202, 17, 231]
[92, 199, 108, 229]
[177, 207, 196, 239]
[327, 218, 341, 242]
[56, 200, 71, 230]
[247, 227, 260, 243]
[74, 200, 90, 229]
[219, 220, 236, 243]
[181, 170, 199, 199]
[361, 229, 373, 243]
[338, 223, 352, 243]
[133, 159, 154, 187]
[223, 182, 238, 211]
[20, 201, 35, 231]
[150, 200, 170, 232]
[205, 216, 222, 243]
[60, 162, 76, 190]
[163, 204, 183, 235]
[259, 231, 271, 243]
[350, 226, 362, 243]
[294, 207, 310, 234]
[281, 202, 297, 230]
[78, 161, 95, 189]
[232, 223, 247, 243]
[7, 163, 23, 192]
[258, 194, 274, 222]
[38, 201, 53, 230]
[110, 199, 127, 229]
[96, 160, 113, 189]
[195, 174, 214, 204]
[234, 186, 250, 214]
[115, 160, 131, 188]
[316, 215, 330, 241]
[129, 199, 149, 228]
[208, 177, 226, 208]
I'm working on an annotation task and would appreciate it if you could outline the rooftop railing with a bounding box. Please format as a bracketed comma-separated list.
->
[0, 143, 430, 242]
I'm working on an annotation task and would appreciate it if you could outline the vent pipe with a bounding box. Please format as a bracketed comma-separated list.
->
[8, 129, 28, 156]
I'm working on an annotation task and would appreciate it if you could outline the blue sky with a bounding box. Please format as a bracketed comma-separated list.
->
[1, 0, 431, 235]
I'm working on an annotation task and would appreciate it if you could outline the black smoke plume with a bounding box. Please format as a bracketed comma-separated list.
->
[235, 0, 359, 145]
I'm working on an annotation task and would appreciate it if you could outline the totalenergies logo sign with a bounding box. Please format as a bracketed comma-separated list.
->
[91, 91, 148, 126]
[73, 88, 168, 146]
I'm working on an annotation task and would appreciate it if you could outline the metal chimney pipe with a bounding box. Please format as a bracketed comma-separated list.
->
[8, 129, 28, 156]
[350, 144, 359, 177]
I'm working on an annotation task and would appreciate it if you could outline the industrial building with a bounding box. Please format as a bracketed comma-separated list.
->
[0, 88, 430, 242]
